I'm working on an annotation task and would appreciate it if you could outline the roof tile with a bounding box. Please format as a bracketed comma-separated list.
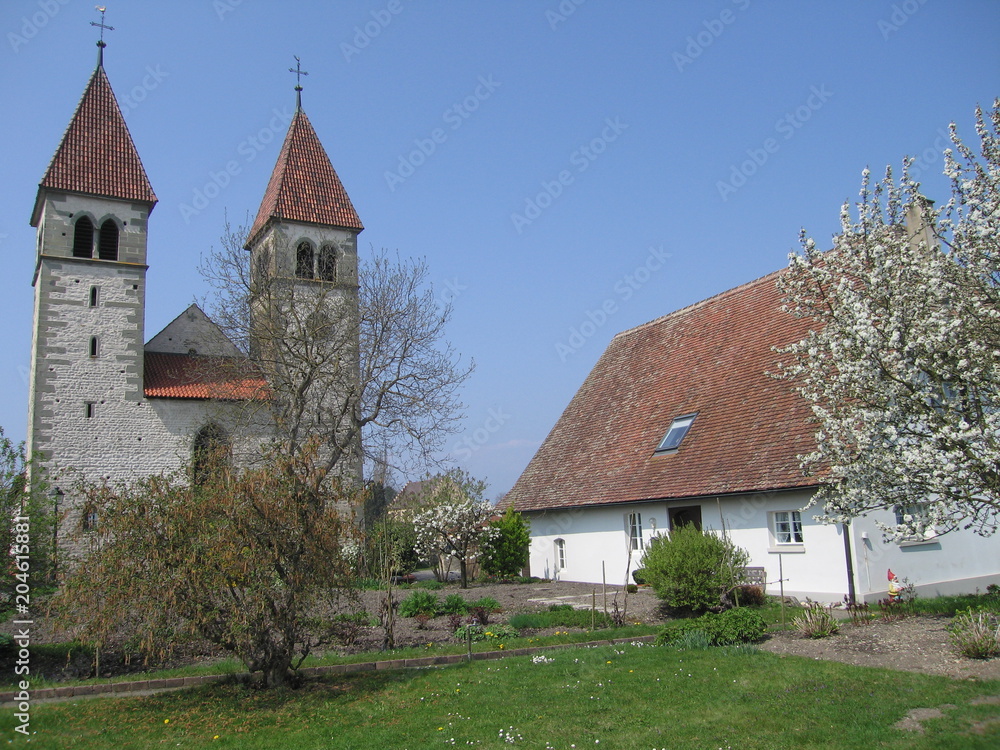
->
[504, 268, 823, 514]
[247, 109, 363, 246]
[144, 352, 268, 401]
[33, 64, 156, 224]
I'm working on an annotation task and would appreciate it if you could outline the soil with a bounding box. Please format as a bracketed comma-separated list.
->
[760, 611, 1000, 682]
[5, 580, 999, 684]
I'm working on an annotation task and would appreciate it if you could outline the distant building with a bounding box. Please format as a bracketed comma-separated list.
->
[501, 268, 1000, 602]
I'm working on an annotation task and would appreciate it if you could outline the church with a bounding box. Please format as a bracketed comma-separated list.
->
[26, 37, 364, 540]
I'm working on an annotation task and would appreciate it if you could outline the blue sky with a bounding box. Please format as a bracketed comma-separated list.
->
[1, 1, 997, 498]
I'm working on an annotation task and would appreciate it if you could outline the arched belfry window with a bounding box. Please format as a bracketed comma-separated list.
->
[318, 245, 337, 282]
[98, 219, 119, 261]
[295, 241, 315, 279]
[73, 216, 94, 258]
[192, 423, 231, 486]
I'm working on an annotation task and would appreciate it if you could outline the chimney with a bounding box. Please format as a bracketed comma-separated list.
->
[904, 195, 937, 252]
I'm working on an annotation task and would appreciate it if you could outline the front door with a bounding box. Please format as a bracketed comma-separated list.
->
[668, 505, 703, 531]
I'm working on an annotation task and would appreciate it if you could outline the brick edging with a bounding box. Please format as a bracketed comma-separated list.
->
[1, 635, 657, 705]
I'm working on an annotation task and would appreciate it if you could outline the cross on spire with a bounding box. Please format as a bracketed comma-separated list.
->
[289, 56, 309, 111]
[90, 5, 114, 67]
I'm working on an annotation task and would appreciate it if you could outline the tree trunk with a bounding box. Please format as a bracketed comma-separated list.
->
[262, 653, 293, 688]
[460, 558, 468, 589]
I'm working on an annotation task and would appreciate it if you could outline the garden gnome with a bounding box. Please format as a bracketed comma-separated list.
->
[887, 569, 901, 601]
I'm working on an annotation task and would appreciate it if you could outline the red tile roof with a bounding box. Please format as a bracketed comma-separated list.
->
[144, 352, 268, 401]
[246, 109, 363, 247]
[32, 64, 156, 225]
[503, 268, 823, 514]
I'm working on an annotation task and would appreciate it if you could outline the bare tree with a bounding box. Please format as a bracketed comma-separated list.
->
[198, 219, 473, 483]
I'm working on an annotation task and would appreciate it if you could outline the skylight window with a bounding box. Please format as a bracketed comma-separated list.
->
[655, 413, 696, 453]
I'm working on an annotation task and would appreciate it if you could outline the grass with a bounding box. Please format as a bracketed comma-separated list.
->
[3, 640, 999, 748]
[0, 626, 660, 690]
[910, 591, 1000, 617]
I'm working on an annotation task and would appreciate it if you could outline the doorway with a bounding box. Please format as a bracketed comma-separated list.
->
[668, 505, 703, 531]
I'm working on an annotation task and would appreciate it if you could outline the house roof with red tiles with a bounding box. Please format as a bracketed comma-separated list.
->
[246, 107, 363, 248]
[31, 62, 157, 226]
[502, 268, 823, 514]
[144, 352, 268, 401]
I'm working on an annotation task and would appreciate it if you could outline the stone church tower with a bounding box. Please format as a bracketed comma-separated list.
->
[27, 42, 365, 539]
[244, 83, 365, 484]
[27, 43, 157, 510]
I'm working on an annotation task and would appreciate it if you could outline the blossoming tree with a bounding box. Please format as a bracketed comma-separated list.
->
[410, 470, 496, 588]
[777, 100, 1000, 539]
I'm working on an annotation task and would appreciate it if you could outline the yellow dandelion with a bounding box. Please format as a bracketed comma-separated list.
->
[164, 719, 170, 724]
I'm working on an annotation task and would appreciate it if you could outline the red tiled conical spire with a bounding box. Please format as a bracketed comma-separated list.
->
[31, 62, 157, 226]
[246, 108, 363, 248]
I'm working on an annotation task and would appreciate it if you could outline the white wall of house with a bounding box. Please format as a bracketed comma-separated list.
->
[525, 488, 1000, 603]
[850, 510, 1000, 602]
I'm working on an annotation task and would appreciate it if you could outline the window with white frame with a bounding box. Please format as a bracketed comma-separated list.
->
[554, 538, 566, 571]
[626, 512, 644, 550]
[771, 511, 804, 545]
[894, 503, 938, 542]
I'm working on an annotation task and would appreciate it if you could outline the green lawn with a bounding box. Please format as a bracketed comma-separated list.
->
[4, 641, 999, 749]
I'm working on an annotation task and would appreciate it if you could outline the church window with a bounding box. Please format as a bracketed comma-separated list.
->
[318, 245, 337, 282]
[554, 538, 566, 571]
[72, 216, 94, 258]
[296, 241, 315, 279]
[192, 423, 231, 485]
[89, 286, 99, 307]
[98, 219, 119, 261]
[89, 336, 99, 358]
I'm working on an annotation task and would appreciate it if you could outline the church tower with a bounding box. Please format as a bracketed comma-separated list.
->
[27, 39, 157, 496]
[244, 70, 365, 484]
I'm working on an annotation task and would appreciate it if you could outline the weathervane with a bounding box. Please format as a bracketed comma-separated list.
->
[288, 56, 309, 110]
[90, 5, 114, 66]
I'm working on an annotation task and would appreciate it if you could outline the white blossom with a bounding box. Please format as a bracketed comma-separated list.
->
[777, 100, 1000, 538]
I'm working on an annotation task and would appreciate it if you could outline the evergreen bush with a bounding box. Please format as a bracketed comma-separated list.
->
[398, 590, 439, 618]
[640, 525, 750, 613]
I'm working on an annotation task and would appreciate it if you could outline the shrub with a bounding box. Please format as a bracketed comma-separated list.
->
[439, 594, 469, 615]
[632, 568, 647, 585]
[454, 623, 519, 643]
[398, 590, 438, 618]
[640, 525, 750, 614]
[480, 507, 531, 578]
[626, 584, 639, 594]
[469, 596, 501, 613]
[656, 608, 766, 647]
[717, 607, 767, 644]
[734, 585, 767, 607]
[948, 608, 1000, 659]
[468, 606, 490, 626]
[793, 602, 840, 638]
[329, 612, 374, 646]
[364, 518, 419, 580]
